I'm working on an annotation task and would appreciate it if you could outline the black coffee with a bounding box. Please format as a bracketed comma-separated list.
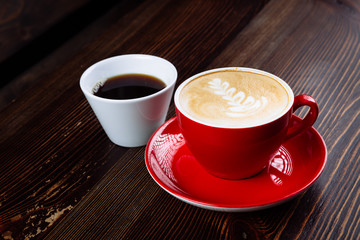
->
[93, 74, 166, 100]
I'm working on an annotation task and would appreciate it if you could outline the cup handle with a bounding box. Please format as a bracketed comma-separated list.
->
[285, 94, 319, 141]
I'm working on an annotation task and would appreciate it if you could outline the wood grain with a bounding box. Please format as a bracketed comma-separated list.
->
[0, 0, 359, 239]
[0, 0, 91, 63]
[0, 0, 122, 109]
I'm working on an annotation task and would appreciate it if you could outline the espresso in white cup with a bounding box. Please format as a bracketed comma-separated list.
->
[80, 54, 177, 147]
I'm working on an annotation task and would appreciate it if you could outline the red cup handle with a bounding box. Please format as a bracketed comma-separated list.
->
[285, 94, 319, 141]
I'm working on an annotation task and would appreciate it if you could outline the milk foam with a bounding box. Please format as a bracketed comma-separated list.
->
[178, 70, 291, 127]
[208, 78, 268, 117]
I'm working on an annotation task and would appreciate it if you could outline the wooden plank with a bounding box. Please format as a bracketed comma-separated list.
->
[0, 0, 121, 108]
[0, 0, 90, 63]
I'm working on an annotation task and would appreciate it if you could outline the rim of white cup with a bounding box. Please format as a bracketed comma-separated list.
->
[174, 67, 294, 129]
[80, 54, 178, 104]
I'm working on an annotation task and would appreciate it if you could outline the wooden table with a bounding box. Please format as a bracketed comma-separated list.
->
[1, 0, 359, 239]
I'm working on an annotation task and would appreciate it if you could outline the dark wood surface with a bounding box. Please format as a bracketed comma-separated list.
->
[1, 0, 359, 239]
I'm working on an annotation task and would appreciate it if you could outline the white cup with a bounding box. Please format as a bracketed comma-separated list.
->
[80, 54, 177, 147]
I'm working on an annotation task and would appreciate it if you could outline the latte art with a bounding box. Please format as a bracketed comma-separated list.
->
[177, 69, 291, 127]
[208, 78, 268, 117]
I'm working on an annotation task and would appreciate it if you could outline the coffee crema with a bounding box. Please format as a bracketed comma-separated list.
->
[178, 70, 291, 127]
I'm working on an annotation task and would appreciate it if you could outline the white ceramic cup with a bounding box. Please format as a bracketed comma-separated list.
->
[80, 54, 177, 147]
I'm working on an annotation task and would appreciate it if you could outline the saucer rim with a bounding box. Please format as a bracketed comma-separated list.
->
[145, 117, 327, 212]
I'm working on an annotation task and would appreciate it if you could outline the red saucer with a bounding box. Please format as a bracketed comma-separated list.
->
[145, 117, 327, 212]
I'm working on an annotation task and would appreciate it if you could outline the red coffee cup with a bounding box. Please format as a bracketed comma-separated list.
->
[174, 67, 318, 179]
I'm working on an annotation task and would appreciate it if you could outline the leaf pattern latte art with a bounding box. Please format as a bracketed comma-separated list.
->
[208, 78, 268, 117]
